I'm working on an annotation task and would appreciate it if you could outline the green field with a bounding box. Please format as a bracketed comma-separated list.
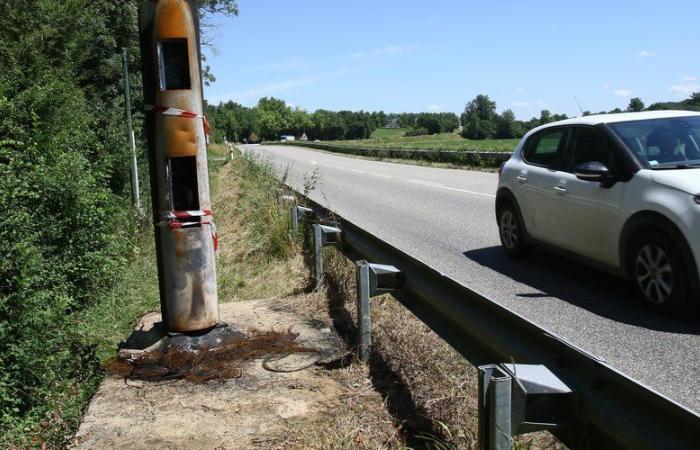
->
[328, 128, 520, 153]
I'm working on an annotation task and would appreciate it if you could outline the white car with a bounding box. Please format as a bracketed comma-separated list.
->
[496, 111, 700, 311]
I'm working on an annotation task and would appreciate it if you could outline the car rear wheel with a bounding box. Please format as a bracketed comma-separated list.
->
[630, 232, 689, 312]
[497, 202, 528, 257]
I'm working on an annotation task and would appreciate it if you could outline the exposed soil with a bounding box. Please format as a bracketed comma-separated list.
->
[71, 298, 400, 449]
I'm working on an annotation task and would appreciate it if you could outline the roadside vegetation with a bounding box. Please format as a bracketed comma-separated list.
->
[208, 92, 700, 152]
[0, 1, 239, 447]
[329, 127, 520, 153]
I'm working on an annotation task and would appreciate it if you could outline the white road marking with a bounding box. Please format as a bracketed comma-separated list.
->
[350, 169, 392, 179]
[310, 160, 318, 165]
[406, 179, 496, 198]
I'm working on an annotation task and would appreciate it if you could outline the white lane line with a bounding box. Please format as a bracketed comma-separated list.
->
[310, 160, 318, 165]
[406, 179, 496, 198]
[349, 169, 392, 179]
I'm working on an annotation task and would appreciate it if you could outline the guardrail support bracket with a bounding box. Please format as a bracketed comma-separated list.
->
[355, 260, 402, 362]
[313, 224, 341, 288]
[478, 363, 572, 450]
[291, 205, 313, 232]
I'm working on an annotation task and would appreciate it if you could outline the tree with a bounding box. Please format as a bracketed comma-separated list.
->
[461, 94, 497, 139]
[539, 110, 553, 124]
[255, 97, 292, 140]
[627, 97, 645, 112]
[495, 109, 524, 138]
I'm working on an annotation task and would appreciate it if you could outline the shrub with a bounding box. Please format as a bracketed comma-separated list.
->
[404, 127, 430, 137]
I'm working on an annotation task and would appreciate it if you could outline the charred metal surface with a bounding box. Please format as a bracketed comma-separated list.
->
[139, 0, 218, 332]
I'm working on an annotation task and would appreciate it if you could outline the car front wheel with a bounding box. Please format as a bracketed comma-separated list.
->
[497, 202, 528, 257]
[630, 232, 689, 312]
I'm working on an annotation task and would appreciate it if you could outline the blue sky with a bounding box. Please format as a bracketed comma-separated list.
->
[202, 0, 700, 120]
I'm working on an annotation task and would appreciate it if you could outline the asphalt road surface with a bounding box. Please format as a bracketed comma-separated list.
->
[242, 143, 700, 413]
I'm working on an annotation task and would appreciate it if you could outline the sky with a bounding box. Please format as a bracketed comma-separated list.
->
[202, 0, 700, 120]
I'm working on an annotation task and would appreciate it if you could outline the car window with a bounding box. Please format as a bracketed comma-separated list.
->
[522, 128, 566, 168]
[609, 116, 700, 168]
[566, 127, 621, 173]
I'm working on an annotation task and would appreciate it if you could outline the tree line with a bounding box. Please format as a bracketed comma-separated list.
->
[209, 92, 700, 144]
[206, 99, 464, 143]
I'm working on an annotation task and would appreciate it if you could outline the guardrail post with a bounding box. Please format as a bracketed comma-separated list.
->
[354, 261, 402, 362]
[291, 205, 313, 232]
[313, 224, 341, 288]
[356, 261, 372, 362]
[479, 365, 513, 450]
[478, 364, 572, 450]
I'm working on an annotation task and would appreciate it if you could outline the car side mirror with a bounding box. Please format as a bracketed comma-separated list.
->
[574, 161, 609, 183]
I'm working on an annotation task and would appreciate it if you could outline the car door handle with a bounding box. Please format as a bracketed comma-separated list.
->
[516, 175, 528, 183]
[554, 185, 568, 194]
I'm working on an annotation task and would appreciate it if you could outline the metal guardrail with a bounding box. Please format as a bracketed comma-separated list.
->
[266, 141, 512, 167]
[287, 193, 700, 450]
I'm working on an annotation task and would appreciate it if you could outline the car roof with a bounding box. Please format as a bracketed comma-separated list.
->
[532, 110, 700, 132]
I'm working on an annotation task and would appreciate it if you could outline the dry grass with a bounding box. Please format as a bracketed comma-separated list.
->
[184, 150, 564, 449]
[318, 250, 567, 450]
[211, 154, 308, 302]
[206, 152, 406, 449]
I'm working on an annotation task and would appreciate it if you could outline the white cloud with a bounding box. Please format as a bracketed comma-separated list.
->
[206, 76, 317, 104]
[239, 76, 316, 99]
[427, 104, 441, 111]
[601, 83, 610, 90]
[635, 50, 655, 57]
[682, 76, 697, 82]
[670, 83, 700, 95]
[613, 89, 632, 97]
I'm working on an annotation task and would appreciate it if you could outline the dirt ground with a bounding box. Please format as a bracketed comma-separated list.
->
[71, 297, 400, 450]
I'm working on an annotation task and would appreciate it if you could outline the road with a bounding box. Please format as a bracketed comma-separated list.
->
[242, 143, 700, 413]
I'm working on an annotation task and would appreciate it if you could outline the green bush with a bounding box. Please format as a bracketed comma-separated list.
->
[404, 127, 430, 137]
[0, 1, 141, 446]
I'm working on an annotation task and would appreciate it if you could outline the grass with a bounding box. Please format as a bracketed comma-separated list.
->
[3, 147, 307, 449]
[319, 250, 567, 450]
[327, 128, 520, 153]
[3, 229, 163, 448]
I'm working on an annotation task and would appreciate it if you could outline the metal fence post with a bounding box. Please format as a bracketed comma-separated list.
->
[356, 261, 372, 362]
[353, 261, 402, 362]
[479, 364, 572, 450]
[291, 205, 313, 232]
[479, 365, 513, 450]
[312, 224, 341, 289]
[122, 47, 142, 214]
[314, 224, 323, 287]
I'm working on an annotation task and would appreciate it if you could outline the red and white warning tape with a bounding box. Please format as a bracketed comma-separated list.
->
[156, 209, 218, 251]
[145, 104, 210, 135]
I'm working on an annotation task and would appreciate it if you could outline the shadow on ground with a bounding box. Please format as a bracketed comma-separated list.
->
[463, 246, 700, 335]
[323, 274, 440, 449]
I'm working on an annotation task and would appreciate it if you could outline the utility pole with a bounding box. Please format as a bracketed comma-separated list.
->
[122, 48, 142, 214]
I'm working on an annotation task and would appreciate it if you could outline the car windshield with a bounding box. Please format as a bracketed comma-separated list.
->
[609, 116, 700, 168]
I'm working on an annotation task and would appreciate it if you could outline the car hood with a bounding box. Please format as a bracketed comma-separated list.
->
[651, 169, 700, 195]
